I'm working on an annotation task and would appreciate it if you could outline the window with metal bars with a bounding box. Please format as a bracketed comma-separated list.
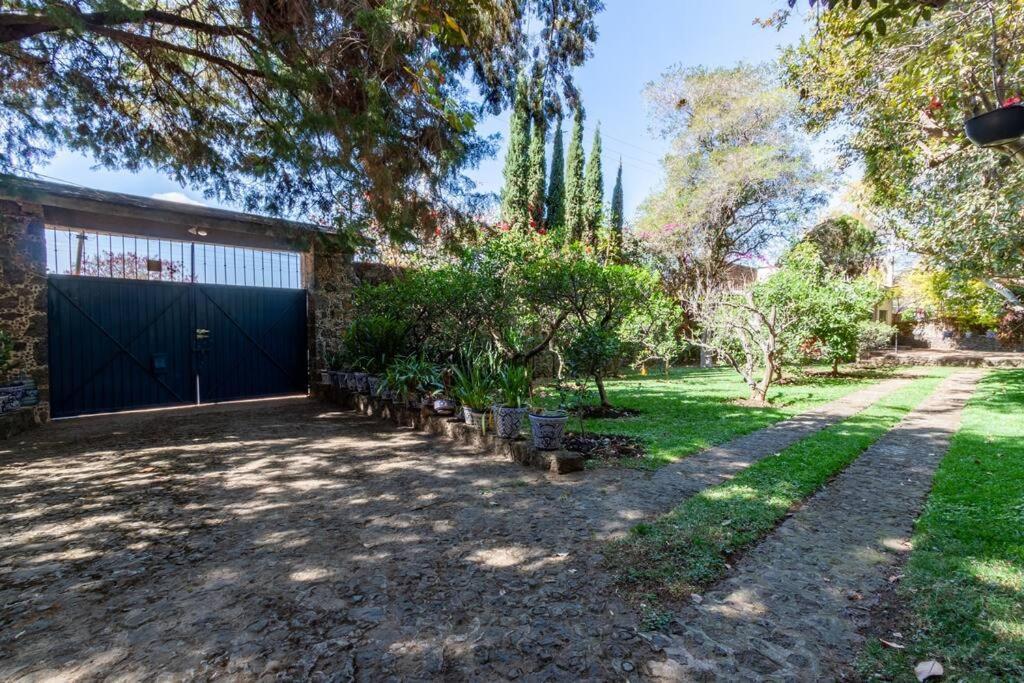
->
[44, 227, 303, 289]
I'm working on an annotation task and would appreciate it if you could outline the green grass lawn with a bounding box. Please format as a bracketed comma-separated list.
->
[541, 366, 894, 468]
[604, 368, 954, 609]
[859, 370, 1024, 681]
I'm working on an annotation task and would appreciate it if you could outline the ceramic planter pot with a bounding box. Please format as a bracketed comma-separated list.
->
[463, 406, 492, 430]
[366, 376, 381, 396]
[346, 374, 359, 391]
[320, 370, 332, 385]
[353, 372, 369, 393]
[433, 397, 457, 415]
[493, 405, 528, 440]
[528, 411, 569, 450]
[965, 104, 1024, 147]
[0, 394, 18, 414]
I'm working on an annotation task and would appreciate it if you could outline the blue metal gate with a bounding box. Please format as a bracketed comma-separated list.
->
[47, 276, 307, 417]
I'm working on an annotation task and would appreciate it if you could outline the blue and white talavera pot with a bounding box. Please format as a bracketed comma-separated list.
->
[352, 372, 369, 393]
[366, 375, 381, 396]
[493, 405, 528, 440]
[463, 406, 492, 429]
[528, 410, 569, 450]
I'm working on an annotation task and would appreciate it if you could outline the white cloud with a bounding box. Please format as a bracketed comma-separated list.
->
[151, 191, 205, 206]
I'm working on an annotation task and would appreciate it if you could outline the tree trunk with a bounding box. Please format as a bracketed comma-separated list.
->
[831, 357, 839, 377]
[595, 374, 610, 407]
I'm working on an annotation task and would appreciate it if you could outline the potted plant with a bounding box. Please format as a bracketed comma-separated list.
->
[965, 98, 1024, 147]
[527, 408, 569, 450]
[492, 364, 531, 440]
[451, 353, 495, 431]
[381, 356, 440, 407]
[342, 316, 409, 395]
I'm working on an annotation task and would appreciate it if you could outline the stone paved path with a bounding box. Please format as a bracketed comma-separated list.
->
[584, 375, 916, 539]
[0, 376, 915, 682]
[647, 370, 984, 682]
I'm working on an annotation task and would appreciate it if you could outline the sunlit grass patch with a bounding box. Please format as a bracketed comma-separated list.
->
[605, 371, 950, 604]
[539, 365, 902, 469]
[860, 370, 1024, 682]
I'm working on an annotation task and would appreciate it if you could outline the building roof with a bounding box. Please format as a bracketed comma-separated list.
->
[0, 175, 331, 250]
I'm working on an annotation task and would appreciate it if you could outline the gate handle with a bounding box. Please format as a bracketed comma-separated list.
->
[195, 328, 210, 340]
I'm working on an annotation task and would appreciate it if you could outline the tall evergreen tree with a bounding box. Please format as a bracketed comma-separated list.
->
[610, 159, 624, 257]
[501, 75, 532, 232]
[527, 113, 547, 231]
[564, 106, 587, 242]
[583, 123, 604, 246]
[545, 117, 566, 232]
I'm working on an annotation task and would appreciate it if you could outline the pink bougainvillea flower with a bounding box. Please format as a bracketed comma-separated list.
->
[928, 96, 942, 111]
[1003, 96, 1022, 107]
[537, 227, 548, 235]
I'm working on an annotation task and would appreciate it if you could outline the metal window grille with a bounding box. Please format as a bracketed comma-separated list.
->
[44, 227, 303, 289]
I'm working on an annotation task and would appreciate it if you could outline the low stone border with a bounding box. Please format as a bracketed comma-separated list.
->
[0, 407, 39, 440]
[319, 385, 585, 474]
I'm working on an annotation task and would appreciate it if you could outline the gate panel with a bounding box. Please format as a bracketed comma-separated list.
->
[194, 284, 308, 403]
[47, 276, 196, 417]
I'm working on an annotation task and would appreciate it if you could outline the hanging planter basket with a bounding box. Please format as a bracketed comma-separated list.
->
[964, 104, 1024, 147]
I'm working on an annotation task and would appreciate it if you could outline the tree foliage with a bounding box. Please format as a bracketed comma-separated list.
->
[609, 159, 624, 256]
[898, 267, 1005, 329]
[760, 243, 884, 375]
[545, 117, 566, 231]
[501, 75, 533, 232]
[636, 63, 824, 293]
[351, 231, 677, 407]
[783, 1, 1024, 290]
[527, 108, 547, 231]
[1, 0, 603, 246]
[564, 106, 587, 242]
[583, 123, 603, 245]
[802, 214, 882, 278]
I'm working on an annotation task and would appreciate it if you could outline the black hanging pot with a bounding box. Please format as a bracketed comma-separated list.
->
[964, 104, 1024, 147]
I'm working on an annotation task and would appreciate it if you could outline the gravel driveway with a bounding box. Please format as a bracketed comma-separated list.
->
[0, 398, 654, 682]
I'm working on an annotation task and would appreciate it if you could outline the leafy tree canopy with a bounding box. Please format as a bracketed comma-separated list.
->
[801, 214, 882, 278]
[635, 63, 825, 292]
[783, 1, 1024, 290]
[1, 0, 603, 248]
[898, 267, 1005, 329]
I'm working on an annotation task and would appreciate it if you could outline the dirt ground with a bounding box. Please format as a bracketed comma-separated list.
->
[0, 397, 658, 682]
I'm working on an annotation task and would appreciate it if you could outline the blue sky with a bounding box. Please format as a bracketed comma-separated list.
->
[35, 1, 809, 223]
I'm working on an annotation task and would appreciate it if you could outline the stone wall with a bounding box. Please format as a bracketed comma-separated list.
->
[0, 200, 49, 422]
[307, 248, 403, 373]
[912, 321, 1024, 352]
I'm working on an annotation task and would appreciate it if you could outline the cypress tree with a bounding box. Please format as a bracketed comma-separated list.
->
[583, 123, 604, 246]
[545, 117, 565, 232]
[500, 75, 532, 232]
[609, 159, 624, 258]
[564, 106, 586, 242]
[527, 113, 547, 231]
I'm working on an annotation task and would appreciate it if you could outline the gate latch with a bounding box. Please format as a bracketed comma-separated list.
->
[195, 328, 210, 340]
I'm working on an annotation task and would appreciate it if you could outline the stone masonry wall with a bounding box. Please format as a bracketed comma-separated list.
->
[0, 200, 49, 422]
[912, 321, 1024, 352]
[307, 248, 403, 374]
